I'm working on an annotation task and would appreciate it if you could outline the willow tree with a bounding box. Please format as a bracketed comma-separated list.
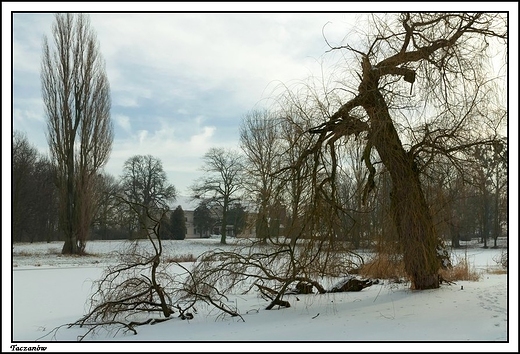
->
[292, 13, 506, 289]
[42, 13, 113, 254]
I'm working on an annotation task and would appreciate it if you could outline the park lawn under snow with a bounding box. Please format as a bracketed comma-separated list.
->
[8, 237, 516, 352]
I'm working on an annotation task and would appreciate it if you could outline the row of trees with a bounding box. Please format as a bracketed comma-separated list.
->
[14, 14, 187, 247]
[14, 128, 506, 248]
[192, 108, 507, 250]
[12, 131, 59, 243]
[13, 129, 258, 244]
[12, 143, 187, 242]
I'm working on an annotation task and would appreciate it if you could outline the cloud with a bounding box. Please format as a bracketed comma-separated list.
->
[90, 13, 353, 110]
[104, 115, 222, 194]
[137, 130, 149, 145]
[13, 107, 44, 124]
[115, 97, 140, 108]
[12, 106, 48, 155]
[189, 126, 216, 147]
[114, 114, 132, 133]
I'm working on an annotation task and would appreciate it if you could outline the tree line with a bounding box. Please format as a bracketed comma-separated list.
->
[13, 114, 507, 248]
[12, 143, 180, 242]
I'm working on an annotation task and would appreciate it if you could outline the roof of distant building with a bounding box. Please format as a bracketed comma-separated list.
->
[171, 195, 199, 211]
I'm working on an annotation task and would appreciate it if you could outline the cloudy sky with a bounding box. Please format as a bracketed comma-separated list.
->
[6, 3, 517, 197]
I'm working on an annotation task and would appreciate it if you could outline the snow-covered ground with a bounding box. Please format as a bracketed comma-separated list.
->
[7, 237, 518, 352]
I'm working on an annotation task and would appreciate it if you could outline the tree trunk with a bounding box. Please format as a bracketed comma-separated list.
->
[62, 151, 80, 255]
[221, 197, 228, 244]
[482, 194, 489, 248]
[492, 162, 501, 248]
[451, 232, 461, 249]
[362, 83, 441, 290]
[256, 209, 269, 243]
[449, 219, 461, 248]
[388, 170, 441, 289]
[62, 234, 79, 254]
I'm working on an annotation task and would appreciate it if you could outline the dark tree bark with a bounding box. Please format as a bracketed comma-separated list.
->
[358, 69, 442, 289]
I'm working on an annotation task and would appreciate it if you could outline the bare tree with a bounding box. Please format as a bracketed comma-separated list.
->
[469, 139, 507, 248]
[91, 172, 124, 240]
[12, 131, 39, 242]
[188, 219, 367, 312]
[191, 148, 244, 244]
[239, 109, 284, 243]
[279, 13, 506, 289]
[275, 105, 316, 245]
[120, 155, 176, 239]
[334, 140, 377, 249]
[12, 131, 59, 243]
[186, 106, 371, 310]
[41, 13, 113, 254]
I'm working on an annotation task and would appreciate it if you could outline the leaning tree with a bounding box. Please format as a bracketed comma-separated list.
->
[282, 13, 507, 289]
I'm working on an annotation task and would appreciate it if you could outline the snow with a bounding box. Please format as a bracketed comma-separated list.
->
[6, 238, 518, 352]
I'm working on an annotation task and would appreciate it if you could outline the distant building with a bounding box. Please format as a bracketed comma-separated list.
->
[172, 196, 258, 239]
[170, 196, 199, 239]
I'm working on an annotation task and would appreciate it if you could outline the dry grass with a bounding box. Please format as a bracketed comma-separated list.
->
[13, 250, 33, 257]
[360, 250, 483, 283]
[358, 253, 408, 281]
[13, 248, 101, 258]
[165, 253, 197, 263]
[440, 251, 481, 282]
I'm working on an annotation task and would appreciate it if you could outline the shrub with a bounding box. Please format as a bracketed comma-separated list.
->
[492, 249, 508, 269]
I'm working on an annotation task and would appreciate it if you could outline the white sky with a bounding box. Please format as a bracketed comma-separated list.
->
[5, 3, 518, 197]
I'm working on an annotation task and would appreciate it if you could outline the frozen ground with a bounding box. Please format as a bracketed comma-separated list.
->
[7, 237, 518, 352]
